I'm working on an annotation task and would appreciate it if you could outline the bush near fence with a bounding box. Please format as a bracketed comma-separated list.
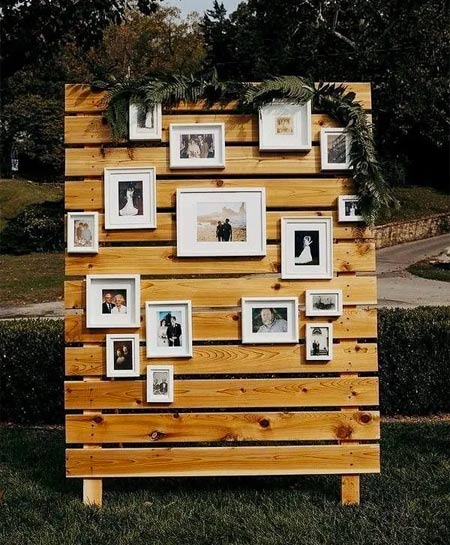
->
[1, 308, 449, 424]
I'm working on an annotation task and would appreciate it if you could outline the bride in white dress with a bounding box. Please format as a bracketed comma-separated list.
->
[119, 185, 138, 216]
[295, 235, 313, 264]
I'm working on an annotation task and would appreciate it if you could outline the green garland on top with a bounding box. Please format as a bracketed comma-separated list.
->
[93, 73, 397, 225]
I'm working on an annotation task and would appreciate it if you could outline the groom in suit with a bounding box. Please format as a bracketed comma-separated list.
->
[167, 316, 182, 347]
[102, 292, 115, 314]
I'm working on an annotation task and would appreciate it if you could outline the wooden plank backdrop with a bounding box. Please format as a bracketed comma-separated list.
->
[64, 83, 379, 506]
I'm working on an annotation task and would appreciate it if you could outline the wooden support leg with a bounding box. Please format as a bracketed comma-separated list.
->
[83, 478, 103, 506]
[341, 474, 360, 505]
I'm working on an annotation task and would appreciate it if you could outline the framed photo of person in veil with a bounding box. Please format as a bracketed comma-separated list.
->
[281, 217, 333, 279]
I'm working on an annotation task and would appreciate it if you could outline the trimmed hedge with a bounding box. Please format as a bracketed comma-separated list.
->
[0, 308, 449, 424]
[0, 319, 64, 424]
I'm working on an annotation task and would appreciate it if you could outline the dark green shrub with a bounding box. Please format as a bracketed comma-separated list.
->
[0, 319, 64, 424]
[0, 199, 64, 254]
[378, 306, 450, 415]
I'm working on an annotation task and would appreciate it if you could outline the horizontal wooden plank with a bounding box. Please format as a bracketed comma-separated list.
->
[65, 178, 354, 210]
[65, 276, 377, 309]
[66, 146, 323, 177]
[65, 340, 378, 376]
[65, 114, 347, 145]
[65, 83, 372, 113]
[87, 211, 373, 243]
[65, 243, 375, 276]
[66, 443, 380, 477]
[65, 377, 378, 409]
[64, 307, 376, 343]
[66, 410, 380, 443]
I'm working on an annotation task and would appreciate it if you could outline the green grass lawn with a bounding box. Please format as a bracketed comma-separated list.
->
[0, 421, 449, 545]
[376, 186, 450, 225]
[0, 252, 64, 305]
[0, 179, 63, 232]
[407, 261, 450, 283]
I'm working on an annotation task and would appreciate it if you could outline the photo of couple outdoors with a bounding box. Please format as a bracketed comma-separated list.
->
[157, 312, 182, 347]
[102, 291, 128, 314]
[253, 307, 288, 333]
[74, 220, 93, 247]
[180, 133, 215, 159]
[197, 202, 247, 243]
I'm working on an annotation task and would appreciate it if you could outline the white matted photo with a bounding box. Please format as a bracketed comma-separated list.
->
[177, 188, 266, 257]
[147, 365, 174, 403]
[320, 128, 351, 170]
[281, 217, 333, 279]
[305, 323, 333, 361]
[338, 195, 363, 222]
[86, 274, 140, 328]
[259, 101, 311, 151]
[169, 123, 225, 169]
[145, 300, 192, 358]
[106, 333, 140, 377]
[104, 167, 156, 229]
[129, 102, 162, 140]
[305, 289, 343, 317]
[67, 212, 99, 253]
[241, 297, 299, 344]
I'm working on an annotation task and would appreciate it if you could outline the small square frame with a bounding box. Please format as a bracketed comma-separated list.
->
[338, 195, 364, 222]
[104, 167, 157, 229]
[176, 187, 266, 257]
[305, 323, 333, 361]
[67, 212, 99, 253]
[305, 289, 343, 317]
[147, 365, 174, 403]
[129, 102, 162, 141]
[86, 274, 140, 329]
[145, 300, 192, 358]
[320, 128, 351, 170]
[241, 297, 299, 344]
[259, 101, 312, 151]
[169, 123, 225, 169]
[281, 217, 333, 279]
[106, 333, 140, 377]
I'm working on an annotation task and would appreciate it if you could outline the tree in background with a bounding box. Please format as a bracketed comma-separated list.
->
[202, 0, 450, 189]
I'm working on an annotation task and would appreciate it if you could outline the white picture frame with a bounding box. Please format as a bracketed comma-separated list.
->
[145, 300, 192, 358]
[281, 217, 333, 279]
[129, 102, 162, 141]
[305, 323, 333, 361]
[147, 365, 174, 403]
[176, 188, 266, 257]
[104, 167, 156, 229]
[320, 128, 351, 170]
[305, 289, 343, 317]
[86, 274, 140, 329]
[259, 101, 312, 151]
[169, 123, 225, 169]
[338, 195, 364, 222]
[106, 333, 140, 377]
[67, 212, 99, 254]
[241, 297, 299, 344]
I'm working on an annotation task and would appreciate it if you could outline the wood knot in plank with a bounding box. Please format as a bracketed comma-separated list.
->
[272, 283, 281, 291]
[172, 413, 180, 419]
[336, 425, 353, 439]
[135, 398, 142, 405]
[92, 415, 103, 424]
[359, 413, 372, 424]
[259, 418, 270, 428]
[302, 388, 308, 393]
[216, 179, 224, 187]
[149, 430, 166, 441]
[232, 314, 239, 321]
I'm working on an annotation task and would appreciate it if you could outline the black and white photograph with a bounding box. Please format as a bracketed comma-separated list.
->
[305, 289, 343, 317]
[67, 212, 99, 254]
[147, 365, 174, 403]
[86, 275, 140, 328]
[197, 201, 246, 243]
[177, 188, 266, 257]
[306, 323, 333, 361]
[259, 101, 311, 151]
[106, 334, 140, 377]
[281, 217, 333, 279]
[146, 301, 192, 358]
[320, 128, 351, 170]
[241, 297, 298, 344]
[338, 195, 364, 222]
[169, 123, 225, 168]
[129, 102, 162, 140]
[104, 167, 156, 229]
